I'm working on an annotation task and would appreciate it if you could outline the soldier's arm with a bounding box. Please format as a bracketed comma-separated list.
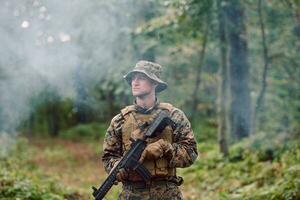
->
[168, 109, 198, 168]
[101, 113, 124, 174]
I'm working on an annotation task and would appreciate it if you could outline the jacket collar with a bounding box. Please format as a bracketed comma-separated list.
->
[134, 98, 159, 114]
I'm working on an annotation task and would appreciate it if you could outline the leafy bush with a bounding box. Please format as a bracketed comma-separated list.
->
[59, 123, 108, 141]
[180, 132, 300, 200]
[0, 138, 84, 200]
[192, 118, 218, 142]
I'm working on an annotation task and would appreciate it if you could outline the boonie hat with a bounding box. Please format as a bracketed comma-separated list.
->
[123, 60, 167, 93]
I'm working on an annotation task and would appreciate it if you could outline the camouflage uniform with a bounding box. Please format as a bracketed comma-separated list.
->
[119, 181, 183, 200]
[101, 61, 198, 200]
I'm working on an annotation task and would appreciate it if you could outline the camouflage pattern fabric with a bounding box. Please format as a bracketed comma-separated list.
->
[101, 102, 198, 199]
[123, 60, 168, 93]
[167, 107, 198, 168]
[119, 182, 183, 200]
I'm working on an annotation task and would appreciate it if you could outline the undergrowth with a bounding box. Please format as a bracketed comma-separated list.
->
[0, 131, 299, 200]
[180, 132, 300, 200]
[0, 138, 83, 200]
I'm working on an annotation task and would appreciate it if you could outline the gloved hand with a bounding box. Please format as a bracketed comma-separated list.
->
[139, 139, 173, 162]
[110, 160, 128, 182]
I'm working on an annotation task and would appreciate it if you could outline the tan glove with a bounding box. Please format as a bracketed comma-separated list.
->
[110, 160, 128, 182]
[139, 139, 173, 162]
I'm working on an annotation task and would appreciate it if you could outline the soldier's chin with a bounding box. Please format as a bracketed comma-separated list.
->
[132, 91, 150, 98]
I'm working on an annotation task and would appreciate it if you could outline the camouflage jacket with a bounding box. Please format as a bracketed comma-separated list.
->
[101, 102, 198, 174]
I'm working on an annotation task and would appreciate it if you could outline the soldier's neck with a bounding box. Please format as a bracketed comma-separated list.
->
[135, 93, 156, 109]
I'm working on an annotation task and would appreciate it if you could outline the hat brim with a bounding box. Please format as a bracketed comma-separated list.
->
[123, 69, 167, 93]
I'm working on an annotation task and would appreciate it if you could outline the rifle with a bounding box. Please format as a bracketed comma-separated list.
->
[92, 110, 174, 200]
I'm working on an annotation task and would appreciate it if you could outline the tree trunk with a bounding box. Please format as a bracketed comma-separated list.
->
[191, 15, 209, 120]
[131, 2, 158, 62]
[217, 0, 229, 156]
[27, 113, 34, 138]
[285, 0, 300, 39]
[107, 90, 115, 119]
[253, 0, 270, 134]
[47, 102, 60, 137]
[74, 65, 89, 124]
[225, 0, 252, 140]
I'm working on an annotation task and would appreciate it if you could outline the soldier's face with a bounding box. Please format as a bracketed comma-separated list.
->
[131, 73, 157, 97]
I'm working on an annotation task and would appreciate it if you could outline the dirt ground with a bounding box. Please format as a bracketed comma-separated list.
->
[28, 138, 195, 199]
[29, 139, 106, 198]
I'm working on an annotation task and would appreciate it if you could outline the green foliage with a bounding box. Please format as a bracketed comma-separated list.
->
[0, 138, 82, 200]
[59, 123, 108, 141]
[14, 0, 299, 142]
[1, 0, 300, 199]
[0, 136, 123, 199]
[1, 133, 299, 200]
[180, 133, 300, 200]
[192, 117, 218, 142]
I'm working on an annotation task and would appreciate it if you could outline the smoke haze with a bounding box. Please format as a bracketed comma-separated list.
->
[0, 0, 134, 154]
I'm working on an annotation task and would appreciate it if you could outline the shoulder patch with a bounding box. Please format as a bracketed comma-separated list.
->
[121, 105, 135, 116]
[158, 102, 174, 112]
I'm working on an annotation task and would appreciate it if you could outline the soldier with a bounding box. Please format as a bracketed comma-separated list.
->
[102, 60, 198, 200]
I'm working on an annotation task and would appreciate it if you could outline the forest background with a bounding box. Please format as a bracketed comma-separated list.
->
[0, 0, 299, 199]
